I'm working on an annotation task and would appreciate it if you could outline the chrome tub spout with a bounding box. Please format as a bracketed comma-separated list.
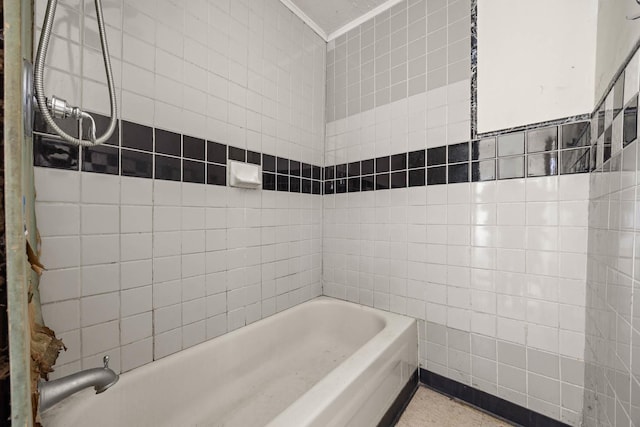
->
[38, 355, 119, 412]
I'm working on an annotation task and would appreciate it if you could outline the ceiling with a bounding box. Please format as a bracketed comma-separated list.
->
[281, 0, 399, 41]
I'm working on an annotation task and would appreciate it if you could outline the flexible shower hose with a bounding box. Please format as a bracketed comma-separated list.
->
[34, 0, 117, 146]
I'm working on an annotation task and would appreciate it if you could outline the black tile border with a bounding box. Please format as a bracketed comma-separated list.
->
[593, 37, 640, 115]
[38, 0, 639, 194]
[33, 112, 324, 195]
[588, 36, 640, 172]
[377, 368, 419, 427]
[477, 115, 591, 139]
[419, 368, 570, 427]
[469, 0, 590, 142]
[470, 0, 639, 176]
[321, 0, 598, 193]
[322, 117, 592, 191]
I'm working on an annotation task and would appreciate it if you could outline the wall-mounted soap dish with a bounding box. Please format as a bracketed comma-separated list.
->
[228, 160, 262, 189]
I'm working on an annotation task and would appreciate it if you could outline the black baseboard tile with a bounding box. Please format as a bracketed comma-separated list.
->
[419, 368, 570, 427]
[377, 368, 419, 427]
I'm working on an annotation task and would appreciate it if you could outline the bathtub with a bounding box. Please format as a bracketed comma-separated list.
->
[41, 297, 418, 427]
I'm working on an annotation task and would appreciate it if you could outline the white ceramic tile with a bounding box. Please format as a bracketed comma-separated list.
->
[81, 173, 120, 204]
[183, 320, 206, 348]
[182, 253, 206, 278]
[81, 292, 119, 327]
[154, 328, 182, 359]
[121, 338, 153, 372]
[153, 206, 182, 231]
[122, 62, 155, 97]
[182, 183, 207, 207]
[526, 177, 558, 202]
[121, 286, 152, 317]
[121, 233, 153, 261]
[527, 324, 559, 353]
[122, 32, 155, 71]
[496, 179, 525, 203]
[154, 180, 182, 206]
[526, 202, 558, 226]
[42, 300, 80, 333]
[182, 297, 206, 326]
[497, 295, 525, 321]
[154, 304, 182, 333]
[471, 204, 496, 225]
[496, 317, 525, 345]
[206, 313, 227, 339]
[497, 249, 525, 272]
[496, 203, 525, 226]
[153, 231, 181, 257]
[526, 299, 559, 328]
[526, 226, 558, 251]
[227, 307, 246, 331]
[40, 268, 81, 303]
[153, 279, 181, 309]
[40, 236, 81, 269]
[559, 304, 585, 333]
[36, 204, 80, 237]
[559, 253, 587, 280]
[559, 227, 588, 253]
[121, 259, 152, 289]
[558, 330, 585, 359]
[54, 328, 81, 367]
[121, 205, 153, 233]
[559, 201, 589, 227]
[120, 312, 152, 345]
[182, 275, 206, 302]
[81, 320, 119, 357]
[526, 251, 558, 277]
[81, 235, 119, 265]
[470, 247, 495, 270]
[558, 174, 589, 201]
[121, 90, 155, 125]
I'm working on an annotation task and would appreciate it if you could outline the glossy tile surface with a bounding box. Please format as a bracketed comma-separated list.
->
[34, 0, 328, 381]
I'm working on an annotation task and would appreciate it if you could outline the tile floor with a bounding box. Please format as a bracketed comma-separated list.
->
[396, 386, 512, 426]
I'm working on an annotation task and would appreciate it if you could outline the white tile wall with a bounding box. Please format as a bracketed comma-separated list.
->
[323, 174, 589, 424]
[583, 110, 640, 423]
[326, 80, 471, 166]
[34, 1, 597, 425]
[34, 0, 325, 377]
[35, 0, 326, 165]
[37, 168, 322, 376]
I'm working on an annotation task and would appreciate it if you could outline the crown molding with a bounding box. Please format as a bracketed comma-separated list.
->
[326, 0, 404, 41]
[278, 0, 328, 41]
[279, 0, 405, 43]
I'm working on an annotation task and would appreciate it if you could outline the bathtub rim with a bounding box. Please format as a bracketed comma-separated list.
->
[265, 297, 417, 426]
[41, 296, 417, 426]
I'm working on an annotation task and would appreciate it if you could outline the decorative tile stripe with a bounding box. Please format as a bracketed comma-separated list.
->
[591, 65, 640, 170]
[468, 0, 640, 176]
[470, 0, 478, 140]
[33, 111, 323, 195]
[476, 114, 591, 139]
[592, 37, 640, 113]
[323, 118, 592, 193]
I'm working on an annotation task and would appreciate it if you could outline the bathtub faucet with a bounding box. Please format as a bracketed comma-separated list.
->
[38, 355, 119, 412]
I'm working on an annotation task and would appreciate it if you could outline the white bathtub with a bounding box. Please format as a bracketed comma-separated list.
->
[41, 297, 418, 427]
